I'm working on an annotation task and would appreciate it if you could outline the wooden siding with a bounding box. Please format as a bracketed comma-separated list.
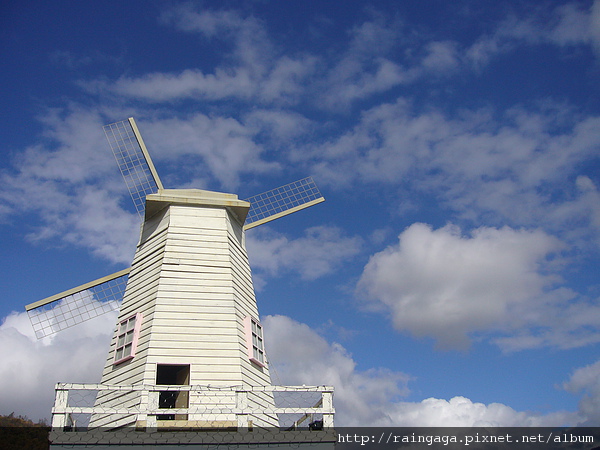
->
[93, 197, 278, 427]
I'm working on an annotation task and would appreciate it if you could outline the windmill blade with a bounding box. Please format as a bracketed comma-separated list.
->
[243, 177, 325, 230]
[25, 268, 130, 339]
[104, 118, 164, 218]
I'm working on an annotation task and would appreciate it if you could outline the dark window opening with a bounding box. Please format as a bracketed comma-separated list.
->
[156, 364, 190, 420]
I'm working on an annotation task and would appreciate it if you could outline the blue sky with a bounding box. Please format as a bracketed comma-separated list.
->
[1, 0, 600, 426]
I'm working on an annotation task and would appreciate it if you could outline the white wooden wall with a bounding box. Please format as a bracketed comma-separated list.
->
[92, 192, 276, 427]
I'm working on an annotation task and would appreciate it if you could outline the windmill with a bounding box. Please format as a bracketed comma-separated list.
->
[24, 118, 331, 432]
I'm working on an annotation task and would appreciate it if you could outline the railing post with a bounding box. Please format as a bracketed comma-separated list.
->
[236, 388, 250, 431]
[322, 390, 334, 428]
[51, 384, 69, 429]
[146, 389, 158, 431]
[137, 388, 149, 428]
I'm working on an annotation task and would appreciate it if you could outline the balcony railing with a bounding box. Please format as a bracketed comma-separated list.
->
[51, 383, 334, 432]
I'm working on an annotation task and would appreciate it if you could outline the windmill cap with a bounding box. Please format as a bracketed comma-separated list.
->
[145, 189, 250, 225]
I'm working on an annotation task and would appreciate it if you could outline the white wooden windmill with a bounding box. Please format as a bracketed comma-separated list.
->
[24, 118, 334, 437]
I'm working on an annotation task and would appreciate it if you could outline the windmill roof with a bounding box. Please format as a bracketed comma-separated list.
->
[145, 189, 250, 225]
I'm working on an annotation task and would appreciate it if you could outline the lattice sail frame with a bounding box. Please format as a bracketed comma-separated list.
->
[25, 270, 129, 339]
[243, 177, 324, 230]
[104, 118, 163, 218]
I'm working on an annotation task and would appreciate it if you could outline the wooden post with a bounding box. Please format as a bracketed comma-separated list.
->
[236, 388, 250, 430]
[147, 389, 158, 431]
[322, 390, 334, 428]
[137, 388, 149, 429]
[51, 384, 69, 429]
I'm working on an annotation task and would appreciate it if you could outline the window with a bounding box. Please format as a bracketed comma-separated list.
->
[244, 316, 266, 367]
[156, 364, 190, 420]
[113, 312, 142, 364]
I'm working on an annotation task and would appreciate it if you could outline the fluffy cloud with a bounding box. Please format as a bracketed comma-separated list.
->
[325, 1, 600, 105]
[102, 10, 411, 108]
[382, 397, 578, 427]
[161, 6, 273, 72]
[563, 360, 600, 426]
[318, 15, 408, 107]
[262, 315, 578, 426]
[161, 7, 265, 40]
[493, 295, 600, 352]
[357, 223, 587, 350]
[0, 108, 139, 264]
[0, 310, 115, 422]
[118, 8, 271, 101]
[262, 315, 411, 426]
[106, 69, 258, 103]
[247, 226, 363, 285]
[244, 109, 314, 147]
[96, 7, 316, 105]
[309, 100, 600, 245]
[593, 0, 600, 48]
[466, 0, 600, 67]
[137, 114, 279, 191]
[86, 2, 600, 109]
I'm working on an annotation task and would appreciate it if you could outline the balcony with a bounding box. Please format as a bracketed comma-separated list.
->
[50, 383, 335, 446]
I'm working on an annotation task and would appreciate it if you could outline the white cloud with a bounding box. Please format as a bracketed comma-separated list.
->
[420, 41, 461, 71]
[308, 100, 600, 244]
[493, 296, 600, 352]
[0, 309, 115, 422]
[161, 7, 261, 40]
[162, 6, 272, 71]
[316, 1, 600, 107]
[550, 2, 595, 46]
[102, 54, 315, 105]
[107, 69, 258, 102]
[138, 114, 279, 191]
[244, 109, 314, 146]
[339, 102, 595, 189]
[563, 360, 600, 425]
[79, 0, 600, 114]
[0, 108, 139, 264]
[319, 1, 600, 106]
[247, 225, 363, 284]
[322, 58, 407, 108]
[257, 55, 319, 104]
[318, 16, 410, 107]
[573, 176, 600, 242]
[263, 315, 578, 426]
[466, 1, 600, 68]
[94, 12, 446, 108]
[263, 314, 412, 426]
[383, 397, 578, 427]
[357, 223, 581, 350]
[93, 6, 315, 105]
[592, 0, 600, 48]
[81, 2, 600, 111]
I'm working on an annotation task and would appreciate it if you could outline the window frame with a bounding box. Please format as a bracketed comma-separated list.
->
[244, 316, 266, 367]
[113, 312, 143, 365]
